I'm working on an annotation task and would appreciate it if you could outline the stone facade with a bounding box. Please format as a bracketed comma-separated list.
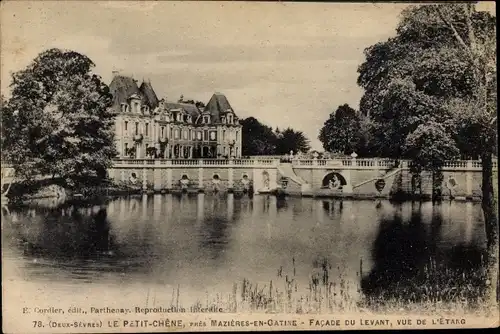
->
[107, 158, 497, 199]
[109, 73, 243, 160]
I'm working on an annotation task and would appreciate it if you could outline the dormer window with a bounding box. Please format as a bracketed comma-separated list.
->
[177, 112, 183, 122]
[203, 115, 210, 124]
[187, 115, 192, 123]
[228, 114, 233, 124]
[120, 103, 130, 112]
[221, 116, 226, 123]
[129, 102, 137, 113]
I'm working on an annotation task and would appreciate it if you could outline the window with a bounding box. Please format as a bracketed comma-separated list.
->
[221, 116, 226, 123]
[124, 121, 128, 133]
[135, 122, 139, 135]
[203, 115, 210, 124]
[197, 131, 202, 140]
[236, 147, 239, 157]
[145, 123, 149, 136]
[161, 127, 165, 138]
[183, 130, 188, 140]
[175, 129, 180, 139]
[223, 130, 226, 141]
[124, 143, 128, 155]
[228, 114, 233, 123]
[236, 131, 239, 141]
[203, 130, 209, 141]
[189, 129, 192, 140]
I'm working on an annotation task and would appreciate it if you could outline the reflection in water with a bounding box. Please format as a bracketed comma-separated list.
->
[361, 202, 488, 306]
[322, 200, 344, 217]
[197, 193, 205, 223]
[16, 205, 114, 259]
[276, 198, 288, 212]
[1, 196, 490, 311]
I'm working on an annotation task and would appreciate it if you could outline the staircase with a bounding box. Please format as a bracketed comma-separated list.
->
[352, 167, 403, 194]
[277, 163, 312, 193]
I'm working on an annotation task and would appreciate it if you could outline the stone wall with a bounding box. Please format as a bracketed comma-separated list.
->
[292, 166, 487, 199]
[108, 160, 493, 199]
[108, 166, 255, 192]
[276, 170, 302, 195]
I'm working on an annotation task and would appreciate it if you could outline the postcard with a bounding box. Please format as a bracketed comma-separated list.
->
[1, 1, 498, 332]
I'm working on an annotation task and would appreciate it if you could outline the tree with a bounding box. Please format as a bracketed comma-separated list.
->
[318, 104, 362, 155]
[1, 48, 117, 189]
[403, 121, 460, 197]
[276, 128, 311, 155]
[240, 117, 277, 156]
[357, 3, 497, 298]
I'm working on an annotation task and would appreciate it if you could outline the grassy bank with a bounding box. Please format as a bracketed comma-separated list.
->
[5, 177, 143, 203]
[153, 259, 496, 316]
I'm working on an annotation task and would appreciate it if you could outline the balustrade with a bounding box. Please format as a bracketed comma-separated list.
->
[111, 158, 496, 170]
[341, 159, 352, 166]
[442, 160, 468, 168]
[355, 159, 375, 167]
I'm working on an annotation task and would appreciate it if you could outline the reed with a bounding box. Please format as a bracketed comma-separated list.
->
[163, 257, 494, 315]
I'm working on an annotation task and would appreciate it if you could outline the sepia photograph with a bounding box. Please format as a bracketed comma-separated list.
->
[1, 1, 498, 332]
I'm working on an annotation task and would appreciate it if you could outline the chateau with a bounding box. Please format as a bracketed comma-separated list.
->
[109, 73, 243, 159]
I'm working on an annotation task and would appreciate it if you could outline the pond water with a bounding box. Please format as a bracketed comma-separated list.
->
[1, 194, 489, 314]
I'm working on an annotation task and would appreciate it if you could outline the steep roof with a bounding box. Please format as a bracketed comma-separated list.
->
[164, 102, 200, 118]
[108, 75, 140, 109]
[204, 93, 234, 123]
[139, 81, 159, 109]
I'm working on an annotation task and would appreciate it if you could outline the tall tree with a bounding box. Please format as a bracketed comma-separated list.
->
[357, 3, 497, 297]
[275, 127, 311, 155]
[240, 117, 277, 156]
[318, 104, 362, 155]
[1, 48, 117, 188]
[403, 121, 460, 197]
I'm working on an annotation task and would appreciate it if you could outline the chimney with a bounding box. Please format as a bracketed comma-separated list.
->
[112, 70, 120, 77]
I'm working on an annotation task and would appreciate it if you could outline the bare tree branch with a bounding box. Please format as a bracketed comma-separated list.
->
[436, 6, 474, 60]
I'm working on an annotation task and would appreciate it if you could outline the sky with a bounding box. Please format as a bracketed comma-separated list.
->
[1, 1, 496, 150]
